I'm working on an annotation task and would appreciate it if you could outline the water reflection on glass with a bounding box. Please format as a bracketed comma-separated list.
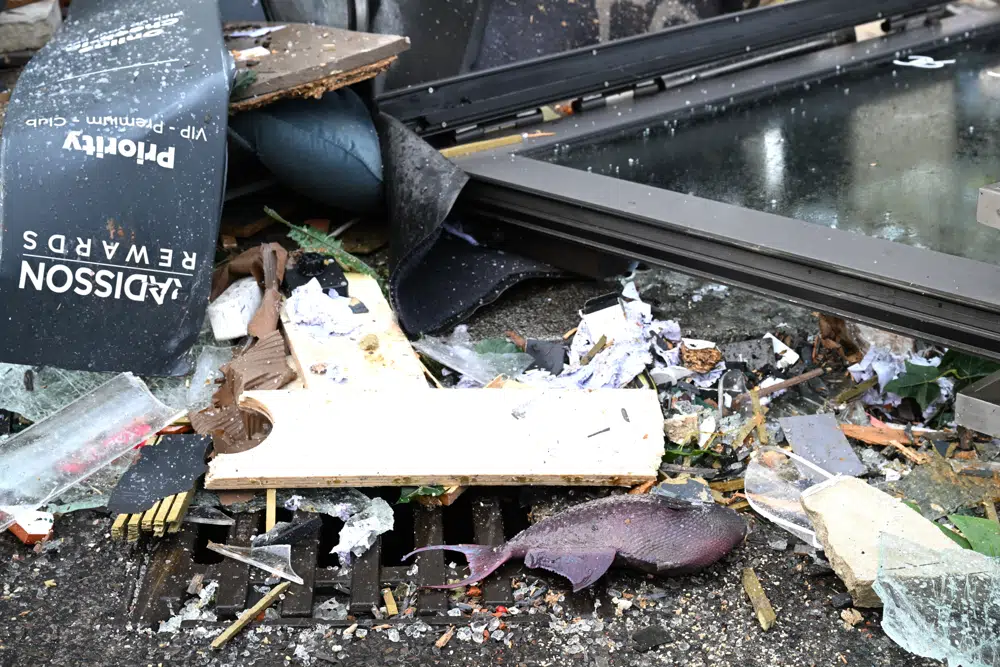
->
[544, 39, 1000, 265]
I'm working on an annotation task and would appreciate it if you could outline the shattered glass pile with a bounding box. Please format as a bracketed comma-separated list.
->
[874, 533, 1000, 667]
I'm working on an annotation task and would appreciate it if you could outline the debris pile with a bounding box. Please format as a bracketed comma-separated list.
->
[0, 3, 997, 666]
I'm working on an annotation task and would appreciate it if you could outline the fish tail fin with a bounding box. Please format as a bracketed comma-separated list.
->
[402, 544, 509, 589]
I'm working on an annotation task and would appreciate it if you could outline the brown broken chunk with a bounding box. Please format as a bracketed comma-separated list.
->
[226, 330, 296, 397]
[189, 405, 260, 454]
[680, 344, 723, 373]
[211, 242, 288, 301]
[247, 244, 284, 338]
[191, 330, 295, 454]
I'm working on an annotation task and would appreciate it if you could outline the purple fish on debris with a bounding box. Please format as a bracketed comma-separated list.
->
[403, 494, 747, 592]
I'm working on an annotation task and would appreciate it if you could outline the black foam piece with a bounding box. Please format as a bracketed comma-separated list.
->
[107, 435, 211, 515]
[377, 113, 559, 335]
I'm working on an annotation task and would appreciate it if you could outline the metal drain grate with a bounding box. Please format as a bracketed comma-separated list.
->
[130, 491, 527, 626]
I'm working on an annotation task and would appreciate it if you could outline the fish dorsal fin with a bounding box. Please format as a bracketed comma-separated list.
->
[524, 548, 617, 592]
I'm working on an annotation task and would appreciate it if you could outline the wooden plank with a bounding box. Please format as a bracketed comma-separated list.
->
[226, 23, 409, 112]
[413, 507, 447, 614]
[166, 491, 194, 533]
[216, 512, 260, 618]
[206, 387, 664, 489]
[111, 514, 128, 541]
[265, 489, 277, 532]
[126, 513, 142, 542]
[282, 273, 427, 390]
[140, 501, 161, 534]
[153, 495, 175, 538]
[349, 537, 382, 615]
[211, 582, 290, 649]
[473, 497, 510, 607]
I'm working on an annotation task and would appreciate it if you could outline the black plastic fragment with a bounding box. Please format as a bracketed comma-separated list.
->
[284, 252, 349, 297]
[525, 339, 565, 375]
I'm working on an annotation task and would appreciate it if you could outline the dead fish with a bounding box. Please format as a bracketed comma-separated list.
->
[403, 494, 747, 592]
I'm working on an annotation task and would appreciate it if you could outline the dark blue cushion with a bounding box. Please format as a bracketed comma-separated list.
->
[229, 88, 383, 213]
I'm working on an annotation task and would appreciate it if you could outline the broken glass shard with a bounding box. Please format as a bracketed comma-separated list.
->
[413, 325, 534, 385]
[874, 533, 1000, 667]
[0, 373, 180, 532]
[206, 541, 304, 585]
[332, 496, 394, 566]
[184, 506, 236, 526]
[744, 447, 832, 548]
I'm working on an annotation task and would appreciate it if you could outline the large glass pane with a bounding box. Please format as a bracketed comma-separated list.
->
[543, 37, 1000, 265]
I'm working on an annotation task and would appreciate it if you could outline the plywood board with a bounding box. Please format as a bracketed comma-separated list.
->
[226, 23, 409, 112]
[282, 273, 428, 390]
[205, 387, 665, 489]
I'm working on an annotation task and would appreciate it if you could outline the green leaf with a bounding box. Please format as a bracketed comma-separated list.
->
[940, 350, 1000, 383]
[264, 207, 385, 290]
[397, 486, 446, 504]
[884, 361, 942, 410]
[948, 514, 1000, 557]
[936, 523, 973, 549]
[474, 338, 520, 355]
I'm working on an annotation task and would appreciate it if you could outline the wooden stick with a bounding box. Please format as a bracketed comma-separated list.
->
[126, 513, 142, 543]
[265, 489, 277, 532]
[111, 514, 128, 541]
[141, 501, 161, 534]
[750, 389, 768, 445]
[439, 134, 523, 159]
[167, 491, 194, 533]
[756, 368, 825, 397]
[742, 567, 776, 631]
[210, 582, 290, 649]
[628, 480, 656, 494]
[732, 368, 826, 409]
[435, 626, 456, 649]
[709, 478, 745, 492]
[581, 335, 607, 365]
[382, 588, 398, 616]
[153, 495, 175, 537]
[986, 501, 999, 525]
[833, 377, 877, 404]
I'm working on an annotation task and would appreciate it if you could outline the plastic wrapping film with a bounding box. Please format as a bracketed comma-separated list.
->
[744, 447, 834, 548]
[0, 0, 233, 374]
[0, 373, 180, 532]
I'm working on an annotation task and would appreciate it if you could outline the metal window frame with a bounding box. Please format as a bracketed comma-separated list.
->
[451, 7, 1000, 359]
[377, 0, 948, 137]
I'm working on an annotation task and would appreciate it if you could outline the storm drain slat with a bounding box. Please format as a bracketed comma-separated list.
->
[216, 511, 259, 618]
[349, 536, 382, 615]
[282, 512, 318, 617]
[473, 497, 511, 606]
[413, 506, 447, 614]
[135, 525, 201, 624]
